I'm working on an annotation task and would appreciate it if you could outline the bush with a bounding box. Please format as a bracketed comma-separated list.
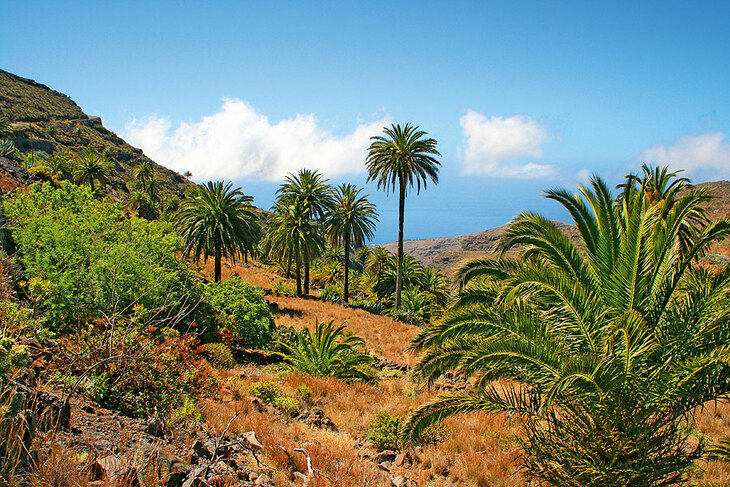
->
[62, 320, 212, 418]
[248, 381, 282, 404]
[348, 300, 384, 315]
[201, 343, 235, 368]
[273, 395, 300, 416]
[368, 411, 403, 451]
[204, 277, 274, 349]
[273, 281, 294, 296]
[320, 284, 342, 303]
[296, 384, 313, 404]
[4, 182, 197, 331]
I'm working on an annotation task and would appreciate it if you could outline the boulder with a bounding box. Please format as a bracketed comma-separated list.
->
[375, 450, 397, 463]
[129, 441, 190, 487]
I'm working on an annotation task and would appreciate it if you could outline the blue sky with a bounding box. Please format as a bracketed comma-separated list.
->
[3, 1, 730, 243]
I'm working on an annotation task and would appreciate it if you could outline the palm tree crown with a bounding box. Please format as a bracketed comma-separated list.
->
[74, 150, 108, 193]
[366, 123, 440, 310]
[177, 181, 261, 283]
[326, 183, 378, 301]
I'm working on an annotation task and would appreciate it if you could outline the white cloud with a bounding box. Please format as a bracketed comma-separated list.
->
[124, 98, 389, 181]
[458, 110, 553, 179]
[637, 132, 730, 174]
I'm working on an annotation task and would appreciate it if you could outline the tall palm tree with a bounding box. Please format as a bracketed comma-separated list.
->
[177, 181, 261, 283]
[326, 184, 379, 301]
[405, 168, 730, 485]
[266, 200, 325, 295]
[74, 150, 108, 192]
[135, 160, 155, 191]
[276, 169, 334, 294]
[366, 123, 441, 310]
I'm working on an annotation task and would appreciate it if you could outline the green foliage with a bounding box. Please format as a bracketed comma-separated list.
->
[65, 323, 211, 418]
[296, 384, 313, 404]
[273, 395, 300, 416]
[204, 277, 273, 348]
[273, 281, 294, 296]
[201, 343, 235, 368]
[177, 181, 261, 283]
[707, 437, 730, 462]
[406, 166, 730, 486]
[0, 139, 17, 158]
[4, 182, 196, 331]
[248, 381, 283, 404]
[0, 336, 28, 383]
[320, 284, 343, 303]
[368, 411, 403, 451]
[278, 320, 376, 383]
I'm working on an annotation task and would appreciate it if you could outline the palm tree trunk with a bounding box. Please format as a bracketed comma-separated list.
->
[295, 252, 303, 296]
[286, 254, 292, 278]
[396, 179, 405, 310]
[343, 231, 351, 302]
[244, 250, 248, 264]
[304, 258, 310, 295]
[214, 242, 222, 283]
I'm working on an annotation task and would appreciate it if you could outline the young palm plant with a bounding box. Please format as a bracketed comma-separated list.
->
[177, 181, 261, 282]
[326, 184, 379, 302]
[366, 123, 440, 310]
[405, 167, 730, 486]
[278, 320, 376, 383]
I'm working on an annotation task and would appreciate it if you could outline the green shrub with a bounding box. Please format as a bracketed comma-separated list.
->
[204, 277, 274, 348]
[368, 411, 403, 451]
[4, 182, 196, 331]
[320, 284, 342, 303]
[273, 281, 293, 295]
[296, 384, 313, 404]
[348, 300, 384, 315]
[201, 343, 235, 368]
[248, 381, 282, 404]
[64, 323, 212, 418]
[278, 320, 376, 383]
[273, 395, 300, 416]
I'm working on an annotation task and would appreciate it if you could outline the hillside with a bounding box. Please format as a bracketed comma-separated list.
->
[0, 69, 190, 195]
[386, 180, 730, 275]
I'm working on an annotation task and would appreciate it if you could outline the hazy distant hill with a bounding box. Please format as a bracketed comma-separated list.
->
[385, 181, 730, 276]
[0, 69, 190, 195]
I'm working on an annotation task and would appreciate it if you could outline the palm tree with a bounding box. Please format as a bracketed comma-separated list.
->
[74, 150, 108, 192]
[278, 320, 376, 383]
[134, 160, 155, 191]
[404, 167, 730, 485]
[177, 181, 262, 283]
[183, 170, 192, 180]
[266, 200, 325, 295]
[276, 169, 334, 294]
[326, 184, 379, 301]
[366, 123, 441, 310]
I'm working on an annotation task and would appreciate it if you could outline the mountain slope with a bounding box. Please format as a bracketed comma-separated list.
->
[0, 69, 190, 195]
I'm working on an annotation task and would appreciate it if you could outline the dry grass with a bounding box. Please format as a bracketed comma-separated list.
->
[200, 366, 523, 487]
[267, 294, 418, 365]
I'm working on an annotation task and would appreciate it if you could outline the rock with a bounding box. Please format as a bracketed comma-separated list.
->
[255, 473, 271, 485]
[391, 475, 417, 487]
[375, 450, 397, 463]
[145, 417, 165, 438]
[129, 441, 191, 487]
[297, 408, 337, 431]
[90, 454, 123, 480]
[378, 462, 391, 472]
[395, 451, 413, 467]
[250, 397, 267, 413]
[12, 382, 69, 431]
[190, 440, 212, 464]
[181, 466, 207, 487]
[240, 431, 264, 453]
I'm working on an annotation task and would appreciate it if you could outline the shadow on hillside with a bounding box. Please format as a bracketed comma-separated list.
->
[268, 301, 303, 318]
